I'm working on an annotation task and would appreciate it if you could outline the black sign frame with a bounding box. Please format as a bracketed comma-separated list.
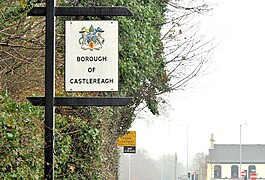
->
[27, 2, 133, 179]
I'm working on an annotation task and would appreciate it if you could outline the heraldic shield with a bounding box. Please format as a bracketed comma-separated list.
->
[79, 25, 105, 51]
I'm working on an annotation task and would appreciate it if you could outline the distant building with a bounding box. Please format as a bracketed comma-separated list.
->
[206, 134, 265, 180]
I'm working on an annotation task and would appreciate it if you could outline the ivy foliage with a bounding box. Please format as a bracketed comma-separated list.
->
[0, 93, 110, 179]
[54, 107, 109, 179]
[114, 1, 169, 115]
[56, 0, 170, 115]
[0, 93, 44, 179]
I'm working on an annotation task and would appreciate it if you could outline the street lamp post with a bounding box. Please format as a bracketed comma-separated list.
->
[240, 123, 247, 179]
[174, 153, 177, 180]
[239, 124, 242, 179]
[187, 125, 189, 175]
[174, 123, 189, 176]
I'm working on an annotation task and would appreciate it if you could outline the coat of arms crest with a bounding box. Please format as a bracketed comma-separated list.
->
[78, 25, 105, 50]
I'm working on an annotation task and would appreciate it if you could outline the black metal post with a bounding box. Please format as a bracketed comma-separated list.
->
[45, 0, 55, 179]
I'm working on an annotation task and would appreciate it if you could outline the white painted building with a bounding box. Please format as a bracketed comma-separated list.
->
[206, 135, 265, 180]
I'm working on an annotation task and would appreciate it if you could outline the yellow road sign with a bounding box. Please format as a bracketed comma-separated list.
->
[117, 131, 136, 146]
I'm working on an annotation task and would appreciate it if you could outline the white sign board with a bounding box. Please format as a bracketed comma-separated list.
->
[65, 20, 119, 91]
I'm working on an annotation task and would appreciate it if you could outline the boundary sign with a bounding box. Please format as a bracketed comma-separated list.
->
[65, 20, 119, 92]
